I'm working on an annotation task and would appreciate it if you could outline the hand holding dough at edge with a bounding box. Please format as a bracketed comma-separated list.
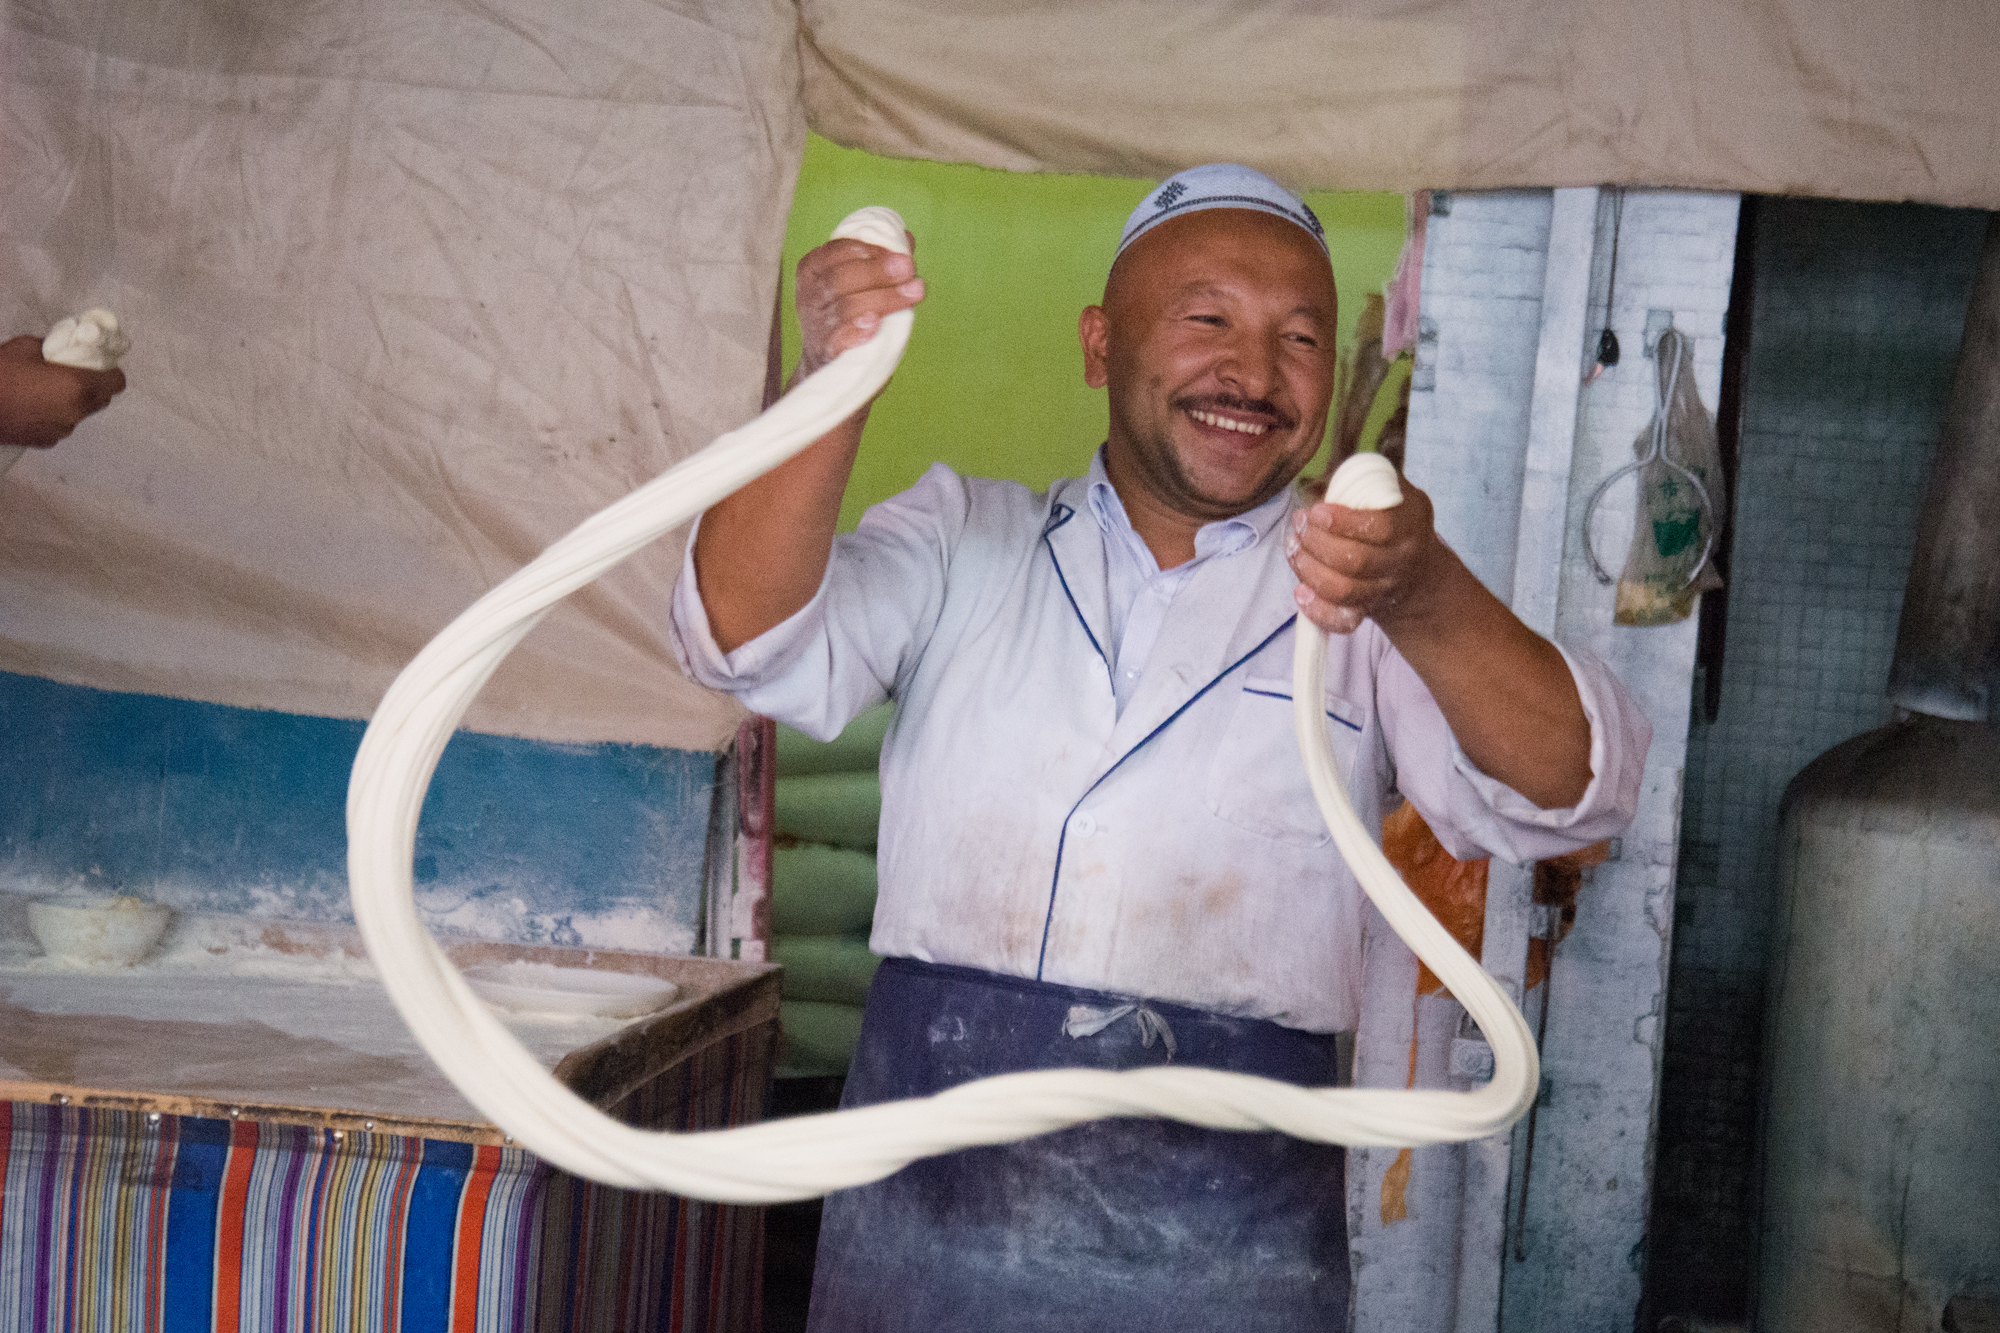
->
[694, 232, 927, 655]
[1286, 472, 1596, 810]
[0, 334, 127, 451]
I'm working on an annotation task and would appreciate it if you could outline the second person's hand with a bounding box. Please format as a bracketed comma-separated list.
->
[0, 334, 127, 451]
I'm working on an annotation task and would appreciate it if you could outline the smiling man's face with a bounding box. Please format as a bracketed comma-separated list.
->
[1081, 208, 1339, 531]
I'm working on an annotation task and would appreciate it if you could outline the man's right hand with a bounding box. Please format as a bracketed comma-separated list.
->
[792, 233, 925, 383]
[693, 230, 924, 654]
[0, 334, 127, 450]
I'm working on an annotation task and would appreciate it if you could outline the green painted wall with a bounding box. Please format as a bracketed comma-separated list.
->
[781, 136, 1409, 530]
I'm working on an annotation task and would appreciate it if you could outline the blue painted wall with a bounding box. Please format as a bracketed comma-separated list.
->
[0, 671, 717, 953]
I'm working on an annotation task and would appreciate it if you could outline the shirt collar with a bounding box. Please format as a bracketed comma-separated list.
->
[1084, 446, 1295, 565]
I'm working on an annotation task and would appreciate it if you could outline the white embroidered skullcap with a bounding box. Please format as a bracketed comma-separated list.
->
[1116, 164, 1328, 261]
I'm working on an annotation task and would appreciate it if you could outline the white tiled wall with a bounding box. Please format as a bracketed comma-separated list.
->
[1382, 186, 1742, 1333]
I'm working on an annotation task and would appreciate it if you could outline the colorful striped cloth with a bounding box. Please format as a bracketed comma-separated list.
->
[0, 1029, 769, 1331]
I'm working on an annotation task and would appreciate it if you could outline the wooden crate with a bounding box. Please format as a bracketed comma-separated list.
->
[0, 926, 779, 1331]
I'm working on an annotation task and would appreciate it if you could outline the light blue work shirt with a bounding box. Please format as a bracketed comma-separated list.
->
[1085, 452, 1280, 714]
[672, 461, 1649, 1032]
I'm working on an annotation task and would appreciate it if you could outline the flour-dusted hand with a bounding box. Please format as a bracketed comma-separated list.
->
[0, 334, 127, 451]
[692, 223, 924, 654]
[1286, 472, 1450, 636]
[793, 232, 925, 381]
[1287, 455, 1595, 809]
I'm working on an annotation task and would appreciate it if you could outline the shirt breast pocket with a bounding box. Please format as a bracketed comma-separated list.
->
[1202, 673, 1367, 847]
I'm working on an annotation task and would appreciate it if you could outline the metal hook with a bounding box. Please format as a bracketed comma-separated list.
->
[1581, 328, 1717, 589]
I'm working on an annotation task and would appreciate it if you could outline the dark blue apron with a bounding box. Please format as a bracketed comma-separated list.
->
[806, 957, 1350, 1333]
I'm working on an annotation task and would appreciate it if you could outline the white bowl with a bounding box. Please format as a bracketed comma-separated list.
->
[27, 896, 173, 966]
[463, 961, 678, 1020]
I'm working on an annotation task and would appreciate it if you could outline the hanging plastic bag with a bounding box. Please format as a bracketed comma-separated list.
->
[1585, 328, 1726, 626]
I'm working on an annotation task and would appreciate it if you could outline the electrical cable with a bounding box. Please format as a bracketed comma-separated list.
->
[346, 207, 1540, 1201]
[1592, 189, 1624, 375]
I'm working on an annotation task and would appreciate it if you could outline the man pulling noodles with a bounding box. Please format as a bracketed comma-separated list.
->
[672, 165, 1649, 1332]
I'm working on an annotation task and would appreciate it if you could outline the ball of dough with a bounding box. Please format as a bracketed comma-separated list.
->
[42, 308, 130, 372]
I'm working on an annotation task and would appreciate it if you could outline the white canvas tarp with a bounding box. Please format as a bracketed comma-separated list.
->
[801, 0, 2000, 210]
[8, 0, 1996, 751]
[1, 0, 801, 749]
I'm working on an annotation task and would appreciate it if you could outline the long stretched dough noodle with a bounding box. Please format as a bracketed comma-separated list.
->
[346, 208, 1538, 1201]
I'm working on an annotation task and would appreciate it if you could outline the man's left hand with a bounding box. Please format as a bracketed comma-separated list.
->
[1284, 467, 1595, 809]
[1284, 477, 1451, 636]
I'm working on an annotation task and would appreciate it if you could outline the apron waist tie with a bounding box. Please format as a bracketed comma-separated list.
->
[1063, 1002, 1178, 1060]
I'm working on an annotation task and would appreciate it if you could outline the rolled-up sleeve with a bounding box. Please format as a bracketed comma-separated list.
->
[667, 463, 970, 741]
[668, 528, 825, 690]
[1379, 641, 1652, 864]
